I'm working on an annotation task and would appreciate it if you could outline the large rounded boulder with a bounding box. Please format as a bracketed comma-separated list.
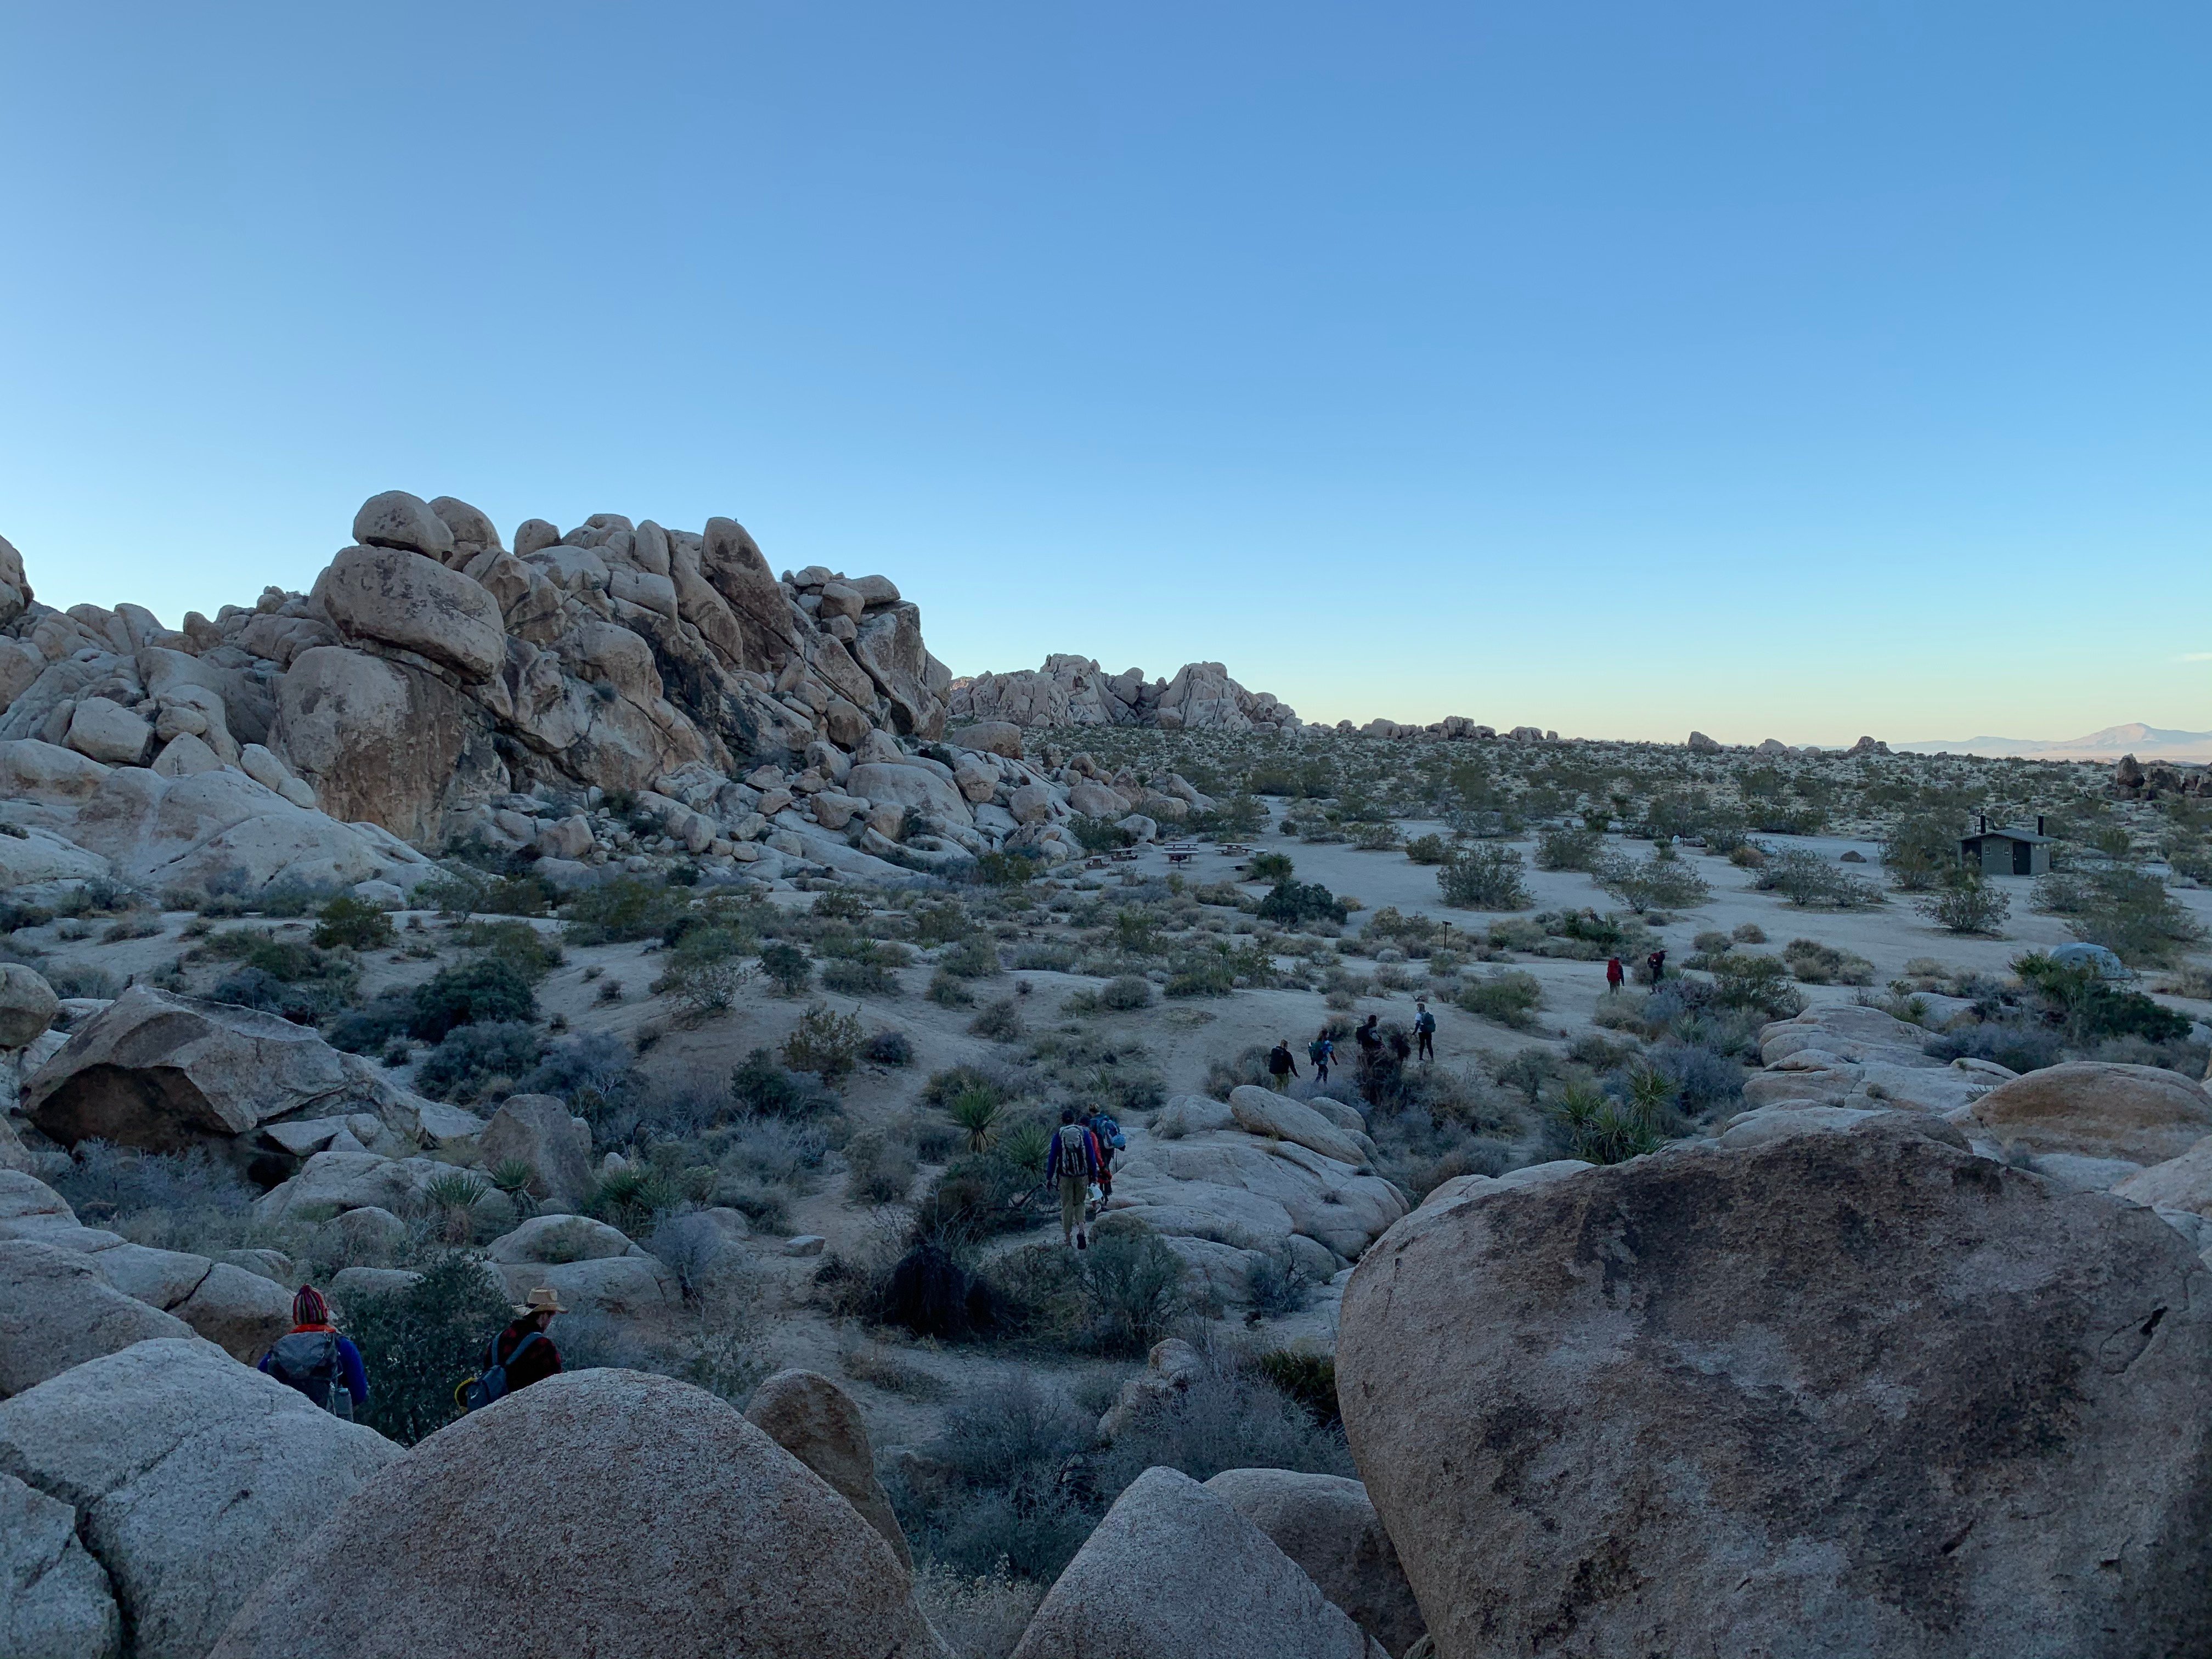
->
[210, 1368, 950, 1659]
[0, 1338, 399, 1659]
[1336, 1118, 2212, 1659]
[316, 544, 505, 682]
[1962, 1060, 2212, 1165]
[1202, 1468, 1424, 1657]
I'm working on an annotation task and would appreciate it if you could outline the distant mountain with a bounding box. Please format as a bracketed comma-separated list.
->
[1896, 723, 2212, 763]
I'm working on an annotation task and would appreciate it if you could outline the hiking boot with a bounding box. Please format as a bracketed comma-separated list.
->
[1076, 1230, 1088, 1250]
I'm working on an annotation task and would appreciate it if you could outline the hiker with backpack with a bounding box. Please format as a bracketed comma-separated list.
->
[459, 1288, 566, 1412]
[1266, 1039, 1300, 1091]
[1647, 948, 1667, 984]
[258, 1285, 369, 1420]
[1307, 1030, 1335, 1085]
[1086, 1108, 1126, 1200]
[1414, 998, 1437, 1062]
[1606, 956, 1625, 994]
[1047, 1105, 1101, 1250]
[1354, 1013, 1382, 1058]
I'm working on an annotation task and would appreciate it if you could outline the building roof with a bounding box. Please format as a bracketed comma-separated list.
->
[1959, 827, 2055, 845]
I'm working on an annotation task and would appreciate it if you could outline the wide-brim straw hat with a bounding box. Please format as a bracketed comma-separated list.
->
[512, 1286, 568, 1318]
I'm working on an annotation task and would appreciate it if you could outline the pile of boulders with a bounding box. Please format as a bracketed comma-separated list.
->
[949, 653, 1299, 733]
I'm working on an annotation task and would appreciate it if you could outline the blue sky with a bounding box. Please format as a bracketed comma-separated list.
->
[2, 2, 2207, 744]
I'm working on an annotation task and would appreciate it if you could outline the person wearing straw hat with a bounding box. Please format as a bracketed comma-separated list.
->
[486, 1286, 567, 1396]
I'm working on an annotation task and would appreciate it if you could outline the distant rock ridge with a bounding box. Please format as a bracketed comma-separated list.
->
[949, 655, 1299, 733]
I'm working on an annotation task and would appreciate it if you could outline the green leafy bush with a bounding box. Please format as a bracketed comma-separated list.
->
[312, 895, 396, 950]
[758, 943, 813, 996]
[1533, 825, 1604, 872]
[338, 1254, 514, 1446]
[2035, 867, 2207, 967]
[1457, 970, 1543, 1029]
[729, 1046, 837, 1118]
[1101, 975, 1153, 1011]
[1882, 814, 1966, 891]
[416, 1022, 543, 1103]
[1593, 851, 1712, 913]
[561, 877, 690, 945]
[409, 958, 537, 1041]
[1437, 844, 1531, 911]
[782, 1004, 867, 1082]
[1256, 880, 1346, 926]
[1917, 873, 2011, 935]
[1403, 833, 1451, 865]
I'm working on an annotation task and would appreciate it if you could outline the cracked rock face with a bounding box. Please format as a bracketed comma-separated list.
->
[0, 1337, 399, 1659]
[1337, 1118, 2212, 1659]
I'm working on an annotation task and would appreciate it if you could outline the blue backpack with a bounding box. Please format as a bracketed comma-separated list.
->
[1089, 1112, 1126, 1151]
[457, 1330, 546, 1414]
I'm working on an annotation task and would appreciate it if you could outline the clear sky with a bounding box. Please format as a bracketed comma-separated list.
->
[3, 3, 2207, 745]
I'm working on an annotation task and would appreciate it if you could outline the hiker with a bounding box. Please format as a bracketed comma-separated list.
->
[1307, 1030, 1335, 1085]
[1354, 1013, 1382, 1058]
[1047, 1105, 1099, 1250]
[1414, 998, 1436, 1062]
[1086, 1107, 1125, 1200]
[1266, 1039, 1300, 1091]
[258, 1285, 369, 1419]
[486, 1288, 566, 1396]
[1647, 948, 1667, 984]
[1387, 1026, 1413, 1065]
[1606, 956, 1626, 994]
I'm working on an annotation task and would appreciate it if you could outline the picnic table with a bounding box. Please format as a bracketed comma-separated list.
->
[1163, 843, 1200, 866]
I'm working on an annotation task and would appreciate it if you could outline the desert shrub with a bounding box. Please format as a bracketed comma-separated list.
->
[782, 1004, 867, 1082]
[914, 1566, 1045, 1659]
[938, 935, 1003, 979]
[1457, 970, 1543, 1030]
[2159, 965, 2212, 1002]
[519, 1031, 640, 1116]
[1101, 974, 1153, 1011]
[1069, 814, 1136, 853]
[409, 958, 537, 1041]
[415, 1021, 544, 1103]
[1917, 873, 2011, 935]
[561, 878, 689, 945]
[720, 1047, 828, 1121]
[1924, 1020, 2066, 1075]
[844, 1130, 921, 1206]
[1251, 1348, 1340, 1427]
[866, 1029, 915, 1065]
[48, 1142, 255, 1224]
[966, 998, 1024, 1042]
[1396, 832, 1447, 866]
[970, 851, 1042, 888]
[1547, 1079, 1666, 1164]
[1248, 851, 1295, 882]
[2012, 951, 2194, 1045]
[1643, 1039, 1745, 1113]
[454, 918, 565, 979]
[1256, 880, 1347, 926]
[751, 941, 811, 996]
[890, 1372, 1096, 1581]
[212, 963, 357, 1023]
[910, 902, 973, 946]
[988, 1232, 1187, 1356]
[416, 865, 556, 918]
[1097, 1343, 1355, 1492]
[821, 959, 896, 996]
[1754, 850, 1882, 909]
[1534, 825, 1604, 872]
[338, 1254, 514, 1446]
[589, 1163, 685, 1233]
[1705, 952, 1807, 1019]
[1882, 814, 1966, 891]
[1781, 938, 1876, 986]
[1437, 844, 1531, 911]
[312, 895, 396, 950]
[1593, 850, 1712, 913]
[2037, 867, 2207, 967]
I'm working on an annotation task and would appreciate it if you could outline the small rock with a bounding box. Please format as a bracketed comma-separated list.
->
[782, 1235, 826, 1257]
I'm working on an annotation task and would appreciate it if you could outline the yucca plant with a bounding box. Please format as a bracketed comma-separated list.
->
[947, 1086, 1003, 1154]
[420, 1171, 488, 1245]
[1000, 1121, 1050, 1175]
[488, 1156, 539, 1217]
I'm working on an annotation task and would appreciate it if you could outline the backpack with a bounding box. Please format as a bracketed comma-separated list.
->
[1089, 1113, 1126, 1151]
[268, 1330, 352, 1419]
[456, 1330, 545, 1414]
[1416, 1009, 1436, 1034]
[1307, 1039, 1327, 1064]
[1055, 1123, 1094, 1180]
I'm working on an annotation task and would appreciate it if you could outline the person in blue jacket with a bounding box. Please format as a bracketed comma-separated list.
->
[258, 1284, 369, 1419]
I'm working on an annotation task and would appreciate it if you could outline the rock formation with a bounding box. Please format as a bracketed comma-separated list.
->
[0, 494, 960, 878]
[1337, 1116, 2212, 1658]
[949, 654, 1299, 733]
[208, 1368, 951, 1659]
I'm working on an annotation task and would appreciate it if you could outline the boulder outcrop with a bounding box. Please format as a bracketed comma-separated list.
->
[0, 1240, 193, 1397]
[1202, 1468, 1425, 1658]
[950, 653, 1298, 732]
[1008, 1465, 1379, 1659]
[1336, 1118, 2212, 1658]
[0, 1337, 399, 1659]
[208, 1368, 950, 1659]
[24, 986, 427, 1154]
[745, 1368, 913, 1567]
[1961, 1060, 2212, 1165]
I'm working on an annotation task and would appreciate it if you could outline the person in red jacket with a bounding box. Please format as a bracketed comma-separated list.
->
[1606, 956, 1626, 994]
[486, 1288, 566, 1395]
